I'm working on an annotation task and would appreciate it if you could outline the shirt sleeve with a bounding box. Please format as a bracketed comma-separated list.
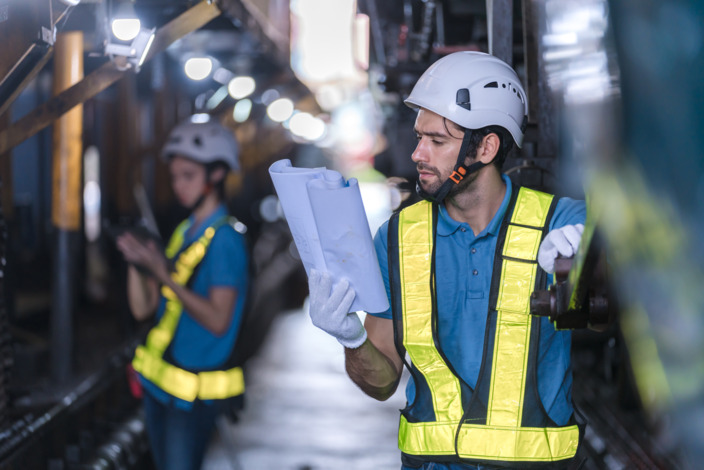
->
[203, 226, 249, 289]
[370, 219, 393, 319]
[548, 197, 587, 231]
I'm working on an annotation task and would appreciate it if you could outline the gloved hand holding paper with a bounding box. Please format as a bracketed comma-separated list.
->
[269, 159, 390, 314]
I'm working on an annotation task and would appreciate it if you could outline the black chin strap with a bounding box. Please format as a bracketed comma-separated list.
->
[416, 129, 490, 204]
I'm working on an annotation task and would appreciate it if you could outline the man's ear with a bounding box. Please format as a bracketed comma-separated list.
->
[209, 166, 226, 184]
[477, 133, 500, 164]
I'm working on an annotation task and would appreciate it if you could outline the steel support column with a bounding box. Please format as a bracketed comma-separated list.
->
[50, 31, 83, 383]
[486, 0, 514, 66]
[0, 112, 10, 428]
[522, 0, 557, 159]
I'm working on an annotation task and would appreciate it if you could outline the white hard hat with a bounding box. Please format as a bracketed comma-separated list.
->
[405, 51, 528, 147]
[161, 115, 240, 171]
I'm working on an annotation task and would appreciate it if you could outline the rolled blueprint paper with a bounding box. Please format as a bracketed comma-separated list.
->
[269, 159, 390, 314]
[268, 159, 327, 272]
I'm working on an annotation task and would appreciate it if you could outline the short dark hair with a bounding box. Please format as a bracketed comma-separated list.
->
[443, 119, 514, 169]
[205, 161, 230, 200]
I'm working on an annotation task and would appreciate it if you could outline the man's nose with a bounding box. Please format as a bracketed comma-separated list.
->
[411, 140, 427, 163]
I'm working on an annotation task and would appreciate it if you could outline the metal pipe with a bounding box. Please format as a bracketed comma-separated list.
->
[361, 0, 386, 66]
[486, 0, 513, 66]
[411, 0, 436, 62]
[0, 344, 135, 466]
[84, 412, 149, 470]
[50, 31, 84, 383]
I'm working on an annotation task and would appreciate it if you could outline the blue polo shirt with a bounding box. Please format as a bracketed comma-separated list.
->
[139, 204, 250, 410]
[372, 175, 586, 428]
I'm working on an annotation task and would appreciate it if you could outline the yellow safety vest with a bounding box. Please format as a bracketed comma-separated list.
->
[132, 217, 245, 402]
[388, 186, 579, 467]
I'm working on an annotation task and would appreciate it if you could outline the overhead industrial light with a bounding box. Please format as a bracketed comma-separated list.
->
[290, 0, 367, 96]
[267, 98, 294, 122]
[105, 26, 156, 72]
[111, 1, 141, 41]
[289, 112, 326, 141]
[184, 57, 214, 81]
[227, 76, 256, 99]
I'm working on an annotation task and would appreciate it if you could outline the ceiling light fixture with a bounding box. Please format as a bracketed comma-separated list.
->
[267, 98, 294, 122]
[184, 57, 214, 81]
[105, 26, 156, 72]
[111, 1, 141, 41]
[227, 76, 256, 100]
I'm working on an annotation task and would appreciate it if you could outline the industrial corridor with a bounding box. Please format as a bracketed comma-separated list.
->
[2, 0, 703, 468]
[202, 307, 406, 470]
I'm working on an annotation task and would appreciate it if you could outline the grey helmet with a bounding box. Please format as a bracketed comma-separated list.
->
[161, 115, 240, 171]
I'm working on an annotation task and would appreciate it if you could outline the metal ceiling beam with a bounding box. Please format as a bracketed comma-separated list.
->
[0, 0, 222, 156]
[216, 0, 289, 64]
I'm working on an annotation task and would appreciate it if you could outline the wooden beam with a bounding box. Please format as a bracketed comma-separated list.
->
[0, 1, 80, 118]
[0, 0, 54, 118]
[0, 0, 222, 156]
[0, 46, 53, 119]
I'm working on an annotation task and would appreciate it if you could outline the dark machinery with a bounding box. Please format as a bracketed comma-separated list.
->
[530, 223, 614, 331]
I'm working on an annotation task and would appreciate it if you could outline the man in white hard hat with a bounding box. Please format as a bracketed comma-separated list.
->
[116, 115, 250, 470]
[307, 51, 586, 469]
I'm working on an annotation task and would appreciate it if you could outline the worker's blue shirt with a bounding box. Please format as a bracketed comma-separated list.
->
[371, 175, 586, 428]
[140, 204, 249, 410]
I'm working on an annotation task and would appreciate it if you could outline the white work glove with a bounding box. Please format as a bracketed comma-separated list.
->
[307, 269, 367, 349]
[537, 224, 585, 274]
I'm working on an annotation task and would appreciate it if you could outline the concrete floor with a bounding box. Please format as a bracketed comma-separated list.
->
[203, 307, 408, 470]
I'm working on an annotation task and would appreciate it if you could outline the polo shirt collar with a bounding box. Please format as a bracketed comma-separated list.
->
[436, 174, 513, 238]
[185, 204, 228, 243]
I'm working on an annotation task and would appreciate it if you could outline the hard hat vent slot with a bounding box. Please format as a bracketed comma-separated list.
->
[484, 82, 498, 88]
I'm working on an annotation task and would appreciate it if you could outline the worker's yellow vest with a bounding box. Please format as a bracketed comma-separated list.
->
[132, 217, 245, 402]
[388, 186, 579, 466]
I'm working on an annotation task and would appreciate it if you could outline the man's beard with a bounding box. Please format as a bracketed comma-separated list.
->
[417, 162, 478, 199]
[416, 163, 443, 195]
[446, 171, 478, 199]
